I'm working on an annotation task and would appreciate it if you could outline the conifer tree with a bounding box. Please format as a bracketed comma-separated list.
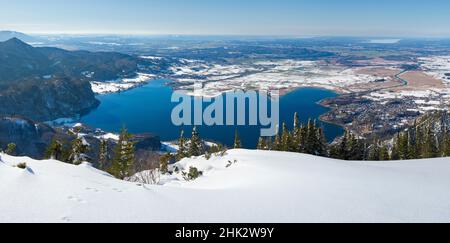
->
[5, 143, 16, 156]
[234, 129, 242, 149]
[347, 133, 360, 160]
[189, 127, 203, 157]
[305, 119, 317, 154]
[280, 123, 291, 152]
[68, 137, 88, 165]
[292, 113, 302, 152]
[176, 130, 189, 160]
[442, 128, 450, 157]
[98, 139, 108, 170]
[379, 144, 390, 161]
[273, 134, 282, 151]
[390, 133, 401, 160]
[45, 139, 63, 160]
[316, 128, 328, 157]
[423, 125, 438, 158]
[109, 127, 135, 180]
[368, 142, 380, 161]
[299, 124, 307, 153]
[329, 144, 340, 159]
[159, 153, 172, 174]
[257, 137, 268, 150]
[398, 132, 410, 160]
[414, 124, 424, 159]
[338, 131, 349, 160]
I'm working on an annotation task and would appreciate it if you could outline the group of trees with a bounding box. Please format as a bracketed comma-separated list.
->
[388, 120, 450, 160]
[1, 143, 17, 155]
[256, 112, 450, 161]
[175, 127, 206, 161]
[45, 127, 135, 180]
[45, 137, 88, 165]
[257, 113, 328, 157]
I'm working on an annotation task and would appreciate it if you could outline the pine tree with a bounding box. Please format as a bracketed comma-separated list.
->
[305, 119, 317, 154]
[329, 144, 340, 159]
[368, 142, 380, 161]
[5, 143, 16, 156]
[414, 124, 424, 159]
[347, 133, 359, 160]
[234, 129, 242, 149]
[45, 139, 63, 160]
[423, 125, 438, 158]
[390, 133, 401, 161]
[316, 128, 328, 157]
[280, 123, 291, 152]
[442, 128, 450, 157]
[299, 124, 307, 153]
[379, 144, 390, 161]
[189, 127, 203, 157]
[398, 132, 410, 160]
[68, 137, 88, 165]
[98, 139, 108, 170]
[159, 153, 172, 174]
[176, 130, 189, 160]
[272, 134, 282, 151]
[109, 127, 135, 180]
[257, 137, 267, 150]
[292, 113, 302, 152]
[338, 131, 349, 160]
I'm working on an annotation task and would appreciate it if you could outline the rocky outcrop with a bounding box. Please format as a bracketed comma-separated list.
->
[0, 77, 100, 121]
[0, 117, 58, 158]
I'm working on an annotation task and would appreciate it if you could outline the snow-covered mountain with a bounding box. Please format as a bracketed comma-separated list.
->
[1, 149, 450, 223]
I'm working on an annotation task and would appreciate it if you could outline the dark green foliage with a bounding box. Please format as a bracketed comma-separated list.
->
[176, 130, 189, 161]
[182, 166, 203, 181]
[159, 153, 172, 174]
[272, 134, 282, 151]
[234, 129, 242, 149]
[68, 137, 88, 165]
[109, 127, 135, 180]
[98, 139, 108, 170]
[189, 127, 204, 157]
[5, 143, 16, 155]
[422, 126, 438, 159]
[257, 111, 450, 162]
[379, 145, 390, 161]
[442, 127, 450, 157]
[45, 139, 63, 160]
[257, 137, 268, 150]
[280, 123, 291, 152]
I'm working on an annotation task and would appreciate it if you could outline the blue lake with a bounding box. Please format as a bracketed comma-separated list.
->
[81, 80, 344, 148]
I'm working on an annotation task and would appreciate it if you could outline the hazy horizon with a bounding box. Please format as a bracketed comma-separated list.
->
[1, 0, 450, 37]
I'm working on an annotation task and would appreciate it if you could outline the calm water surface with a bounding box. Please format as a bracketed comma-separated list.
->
[81, 80, 344, 148]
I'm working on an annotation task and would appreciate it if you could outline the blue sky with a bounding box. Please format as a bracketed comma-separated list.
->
[1, 0, 449, 37]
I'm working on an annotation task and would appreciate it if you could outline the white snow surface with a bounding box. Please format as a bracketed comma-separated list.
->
[1, 150, 450, 223]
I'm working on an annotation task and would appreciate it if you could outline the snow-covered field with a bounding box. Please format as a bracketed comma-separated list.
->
[90, 73, 156, 94]
[170, 59, 382, 97]
[419, 56, 450, 84]
[1, 150, 450, 223]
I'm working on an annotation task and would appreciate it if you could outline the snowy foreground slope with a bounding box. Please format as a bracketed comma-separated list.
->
[1, 150, 450, 223]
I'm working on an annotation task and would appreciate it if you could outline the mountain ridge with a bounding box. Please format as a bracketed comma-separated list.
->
[0, 38, 143, 121]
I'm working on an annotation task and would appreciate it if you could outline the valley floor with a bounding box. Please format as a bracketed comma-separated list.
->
[1, 150, 450, 223]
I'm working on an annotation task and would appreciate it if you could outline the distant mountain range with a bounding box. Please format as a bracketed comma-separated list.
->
[0, 31, 37, 42]
[0, 37, 142, 121]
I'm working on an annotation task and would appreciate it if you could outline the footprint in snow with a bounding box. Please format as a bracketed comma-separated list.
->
[61, 216, 71, 222]
[85, 187, 100, 193]
[67, 195, 87, 204]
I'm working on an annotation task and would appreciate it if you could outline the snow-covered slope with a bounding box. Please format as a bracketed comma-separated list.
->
[1, 150, 450, 223]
